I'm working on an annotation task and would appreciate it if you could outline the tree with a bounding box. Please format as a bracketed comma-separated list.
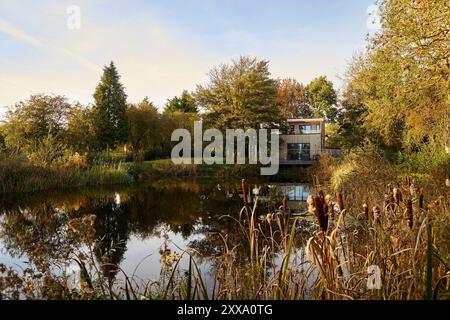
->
[92, 62, 129, 151]
[3, 94, 72, 152]
[195, 56, 282, 130]
[65, 103, 96, 153]
[336, 54, 373, 149]
[127, 98, 161, 162]
[339, 0, 449, 152]
[163, 90, 198, 114]
[307, 76, 338, 122]
[276, 78, 312, 119]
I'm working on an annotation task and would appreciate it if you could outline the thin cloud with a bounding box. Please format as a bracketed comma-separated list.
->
[0, 18, 101, 74]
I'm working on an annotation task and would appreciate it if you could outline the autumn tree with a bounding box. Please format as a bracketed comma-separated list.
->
[127, 98, 162, 162]
[65, 103, 96, 153]
[307, 76, 338, 122]
[276, 78, 312, 119]
[195, 56, 282, 130]
[339, 0, 449, 152]
[3, 94, 72, 152]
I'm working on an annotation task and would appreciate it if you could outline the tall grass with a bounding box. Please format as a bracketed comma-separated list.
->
[0, 157, 133, 194]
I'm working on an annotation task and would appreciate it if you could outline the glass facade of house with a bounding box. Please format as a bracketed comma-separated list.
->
[287, 143, 311, 161]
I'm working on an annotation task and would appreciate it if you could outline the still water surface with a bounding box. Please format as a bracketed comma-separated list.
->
[0, 178, 313, 291]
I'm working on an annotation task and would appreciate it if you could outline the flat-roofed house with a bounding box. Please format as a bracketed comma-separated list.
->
[279, 118, 326, 164]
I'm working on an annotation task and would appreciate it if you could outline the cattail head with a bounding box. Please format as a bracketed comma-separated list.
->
[241, 178, 248, 206]
[282, 192, 287, 214]
[363, 203, 369, 222]
[313, 195, 328, 232]
[318, 190, 328, 222]
[308, 195, 327, 232]
[406, 199, 413, 228]
[336, 191, 344, 212]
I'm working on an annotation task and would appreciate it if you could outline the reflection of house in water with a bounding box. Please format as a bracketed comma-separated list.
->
[235, 182, 312, 213]
[275, 184, 311, 213]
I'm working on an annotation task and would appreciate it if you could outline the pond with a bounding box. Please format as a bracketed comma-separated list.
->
[0, 178, 315, 297]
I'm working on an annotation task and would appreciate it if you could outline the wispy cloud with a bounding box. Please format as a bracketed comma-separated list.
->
[0, 18, 101, 73]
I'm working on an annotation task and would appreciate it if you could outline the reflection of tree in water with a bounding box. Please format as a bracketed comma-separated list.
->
[0, 203, 75, 270]
[83, 195, 131, 280]
[126, 182, 201, 239]
[0, 179, 298, 286]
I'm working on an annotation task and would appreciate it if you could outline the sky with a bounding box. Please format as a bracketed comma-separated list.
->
[0, 0, 379, 116]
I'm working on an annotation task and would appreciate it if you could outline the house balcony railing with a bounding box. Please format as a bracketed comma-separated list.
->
[283, 131, 322, 135]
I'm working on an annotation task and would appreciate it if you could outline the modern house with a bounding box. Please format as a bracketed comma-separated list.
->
[279, 118, 330, 165]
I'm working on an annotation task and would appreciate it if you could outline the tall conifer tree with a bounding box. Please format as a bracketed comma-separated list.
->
[93, 62, 129, 150]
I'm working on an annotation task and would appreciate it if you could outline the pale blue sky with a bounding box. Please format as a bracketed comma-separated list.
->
[0, 0, 378, 115]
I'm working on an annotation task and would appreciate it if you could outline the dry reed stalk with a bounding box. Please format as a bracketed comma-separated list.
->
[393, 187, 403, 206]
[372, 206, 381, 224]
[389, 190, 395, 211]
[406, 199, 413, 228]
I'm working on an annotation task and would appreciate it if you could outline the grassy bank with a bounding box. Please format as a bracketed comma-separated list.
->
[0, 155, 309, 194]
[0, 158, 133, 194]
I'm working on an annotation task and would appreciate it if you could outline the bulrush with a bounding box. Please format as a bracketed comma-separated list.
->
[241, 178, 248, 206]
[318, 190, 328, 220]
[363, 203, 369, 222]
[406, 199, 413, 228]
[307, 195, 328, 232]
[419, 189, 424, 209]
[325, 194, 334, 221]
[336, 191, 344, 212]
[282, 192, 287, 215]
[372, 206, 381, 224]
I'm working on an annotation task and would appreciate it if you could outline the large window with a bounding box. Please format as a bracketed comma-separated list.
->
[299, 125, 311, 134]
[287, 143, 310, 161]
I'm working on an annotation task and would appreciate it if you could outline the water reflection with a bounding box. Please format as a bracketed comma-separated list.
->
[0, 179, 313, 290]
